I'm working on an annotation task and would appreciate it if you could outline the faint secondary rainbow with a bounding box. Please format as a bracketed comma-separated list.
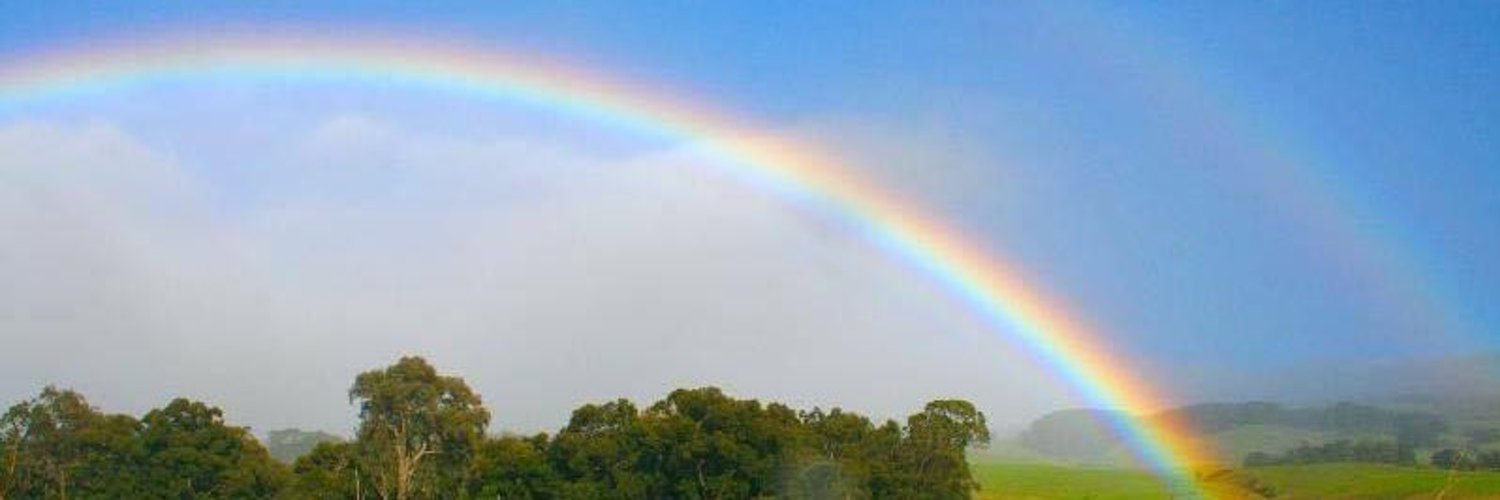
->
[1040, 2, 1473, 346]
[0, 32, 1216, 493]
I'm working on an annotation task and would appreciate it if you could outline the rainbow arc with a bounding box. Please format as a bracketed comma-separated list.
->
[0, 32, 1217, 496]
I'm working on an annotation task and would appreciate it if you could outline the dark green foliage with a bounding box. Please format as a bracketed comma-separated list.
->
[349, 356, 490, 499]
[641, 388, 801, 498]
[537, 388, 986, 499]
[0, 387, 115, 498]
[1431, 448, 1475, 470]
[0, 388, 287, 499]
[887, 400, 991, 499]
[472, 434, 559, 498]
[2, 357, 989, 499]
[290, 441, 370, 498]
[796, 407, 891, 497]
[548, 398, 655, 497]
[1242, 439, 1414, 467]
[68, 413, 147, 496]
[1431, 448, 1500, 471]
[136, 398, 289, 498]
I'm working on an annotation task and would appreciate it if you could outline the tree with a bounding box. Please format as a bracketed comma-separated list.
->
[858, 420, 906, 497]
[349, 356, 489, 500]
[642, 387, 801, 498]
[292, 441, 371, 499]
[0, 386, 103, 499]
[802, 408, 872, 464]
[472, 434, 559, 498]
[135, 398, 288, 498]
[1432, 448, 1475, 470]
[3, 370, 1005, 498]
[1250, 439, 1411, 466]
[2, 390, 283, 499]
[67, 413, 146, 497]
[895, 399, 990, 499]
[549, 398, 654, 498]
[795, 407, 882, 498]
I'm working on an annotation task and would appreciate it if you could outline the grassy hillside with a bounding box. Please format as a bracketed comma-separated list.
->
[972, 461, 1500, 499]
[1232, 464, 1500, 499]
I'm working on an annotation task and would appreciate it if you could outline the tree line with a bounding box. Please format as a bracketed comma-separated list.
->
[1429, 448, 1500, 471]
[1244, 440, 1500, 472]
[2, 356, 991, 499]
[1152, 401, 1449, 448]
[1242, 439, 1416, 467]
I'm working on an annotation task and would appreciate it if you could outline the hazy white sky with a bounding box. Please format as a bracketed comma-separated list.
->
[0, 91, 1073, 435]
[4, 1, 1497, 437]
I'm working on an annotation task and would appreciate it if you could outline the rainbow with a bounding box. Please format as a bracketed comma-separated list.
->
[0, 31, 1217, 494]
[1045, 2, 1468, 345]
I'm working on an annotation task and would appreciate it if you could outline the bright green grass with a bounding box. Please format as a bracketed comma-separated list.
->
[970, 462, 1179, 499]
[1239, 463, 1500, 499]
[971, 462, 1500, 498]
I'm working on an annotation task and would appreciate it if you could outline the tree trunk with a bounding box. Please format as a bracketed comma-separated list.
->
[696, 459, 710, 499]
[391, 419, 432, 500]
[394, 440, 408, 500]
[1, 439, 17, 500]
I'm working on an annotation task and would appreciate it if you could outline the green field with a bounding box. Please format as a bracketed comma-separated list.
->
[1232, 463, 1500, 499]
[972, 463, 1184, 499]
[972, 462, 1500, 499]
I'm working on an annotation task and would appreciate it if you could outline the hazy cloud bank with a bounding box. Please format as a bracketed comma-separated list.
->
[0, 116, 1070, 435]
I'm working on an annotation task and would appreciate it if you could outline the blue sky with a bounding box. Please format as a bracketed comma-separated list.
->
[1, 2, 1496, 430]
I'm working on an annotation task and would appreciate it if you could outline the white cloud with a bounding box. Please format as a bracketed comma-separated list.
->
[0, 115, 1071, 435]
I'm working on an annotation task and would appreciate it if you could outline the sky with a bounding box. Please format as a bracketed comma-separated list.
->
[1, 2, 1496, 435]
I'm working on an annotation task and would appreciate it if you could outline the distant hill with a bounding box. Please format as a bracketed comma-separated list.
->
[1017, 401, 1461, 466]
[1368, 390, 1500, 433]
[263, 428, 344, 463]
[1011, 353, 1500, 467]
[1016, 409, 1127, 463]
